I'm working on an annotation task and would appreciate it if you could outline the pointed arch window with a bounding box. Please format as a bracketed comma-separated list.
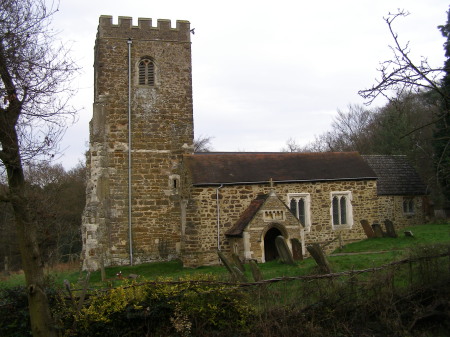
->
[287, 193, 311, 231]
[138, 58, 155, 86]
[403, 198, 414, 214]
[330, 191, 353, 229]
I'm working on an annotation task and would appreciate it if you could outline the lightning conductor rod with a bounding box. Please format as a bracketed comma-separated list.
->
[127, 37, 133, 266]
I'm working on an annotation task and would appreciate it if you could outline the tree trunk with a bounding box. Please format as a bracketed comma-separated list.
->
[0, 2, 77, 335]
[1, 116, 56, 337]
[14, 200, 56, 337]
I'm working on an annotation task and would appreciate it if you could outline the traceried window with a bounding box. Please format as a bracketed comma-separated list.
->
[287, 193, 311, 230]
[403, 198, 414, 214]
[330, 191, 353, 229]
[138, 58, 155, 86]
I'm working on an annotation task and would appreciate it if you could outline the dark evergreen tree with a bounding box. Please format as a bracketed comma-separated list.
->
[436, 9, 450, 203]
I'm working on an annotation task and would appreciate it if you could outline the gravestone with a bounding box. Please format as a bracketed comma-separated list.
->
[384, 219, 398, 238]
[360, 219, 375, 238]
[218, 251, 247, 282]
[306, 243, 331, 274]
[275, 236, 295, 265]
[404, 231, 414, 237]
[231, 253, 245, 272]
[249, 260, 263, 282]
[290, 238, 304, 261]
[371, 223, 384, 238]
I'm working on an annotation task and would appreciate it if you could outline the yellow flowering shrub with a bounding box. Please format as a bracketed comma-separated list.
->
[78, 281, 146, 323]
[59, 275, 255, 336]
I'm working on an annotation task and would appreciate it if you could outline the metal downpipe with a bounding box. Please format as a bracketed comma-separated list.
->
[216, 184, 223, 250]
[127, 38, 133, 265]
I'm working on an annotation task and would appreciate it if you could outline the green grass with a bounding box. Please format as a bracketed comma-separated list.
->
[1, 222, 449, 289]
[333, 223, 450, 253]
[329, 223, 450, 272]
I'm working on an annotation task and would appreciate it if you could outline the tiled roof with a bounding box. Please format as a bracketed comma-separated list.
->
[362, 155, 427, 196]
[184, 152, 377, 186]
[225, 194, 267, 237]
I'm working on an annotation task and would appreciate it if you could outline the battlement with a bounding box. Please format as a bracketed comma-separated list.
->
[98, 15, 191, 42]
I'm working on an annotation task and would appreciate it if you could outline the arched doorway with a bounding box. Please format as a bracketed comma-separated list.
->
[264, 227, 283, 262]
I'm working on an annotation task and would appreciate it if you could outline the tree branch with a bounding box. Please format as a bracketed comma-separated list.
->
[359, 10, 445, 106]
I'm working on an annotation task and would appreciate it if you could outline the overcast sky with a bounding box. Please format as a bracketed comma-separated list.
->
[52, 0, 448, 169]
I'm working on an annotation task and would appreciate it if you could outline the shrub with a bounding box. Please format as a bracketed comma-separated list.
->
[58, 274, 255, 336]
[0, 286, 30, 337]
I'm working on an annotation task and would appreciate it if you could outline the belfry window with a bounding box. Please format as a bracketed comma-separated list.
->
[138, 58, 155, 86]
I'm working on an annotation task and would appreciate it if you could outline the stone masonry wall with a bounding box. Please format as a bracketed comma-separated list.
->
[82, 16, 193, 270]
[182, 179, 378, 267]
[376, 195, 425, 228]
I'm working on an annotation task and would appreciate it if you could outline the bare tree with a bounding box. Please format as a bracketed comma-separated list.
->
[330, 104, 374, 152]
[285, 105, 374, 153]
[358, 10, 444, 105]
[194, 135, 214, 152]
[23, 162, 85, 264]
[358, 9, 450, 203]
[0, 1, 77, 336]
[281, 137, 302, 152]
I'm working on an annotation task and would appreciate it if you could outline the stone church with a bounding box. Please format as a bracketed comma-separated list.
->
[81, 16, 427, 270]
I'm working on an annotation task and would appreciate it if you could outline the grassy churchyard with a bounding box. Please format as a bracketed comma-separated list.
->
[1, 222, 449, 336]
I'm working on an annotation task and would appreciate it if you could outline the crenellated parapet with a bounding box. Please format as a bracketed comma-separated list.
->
[98, 15, 191, 42]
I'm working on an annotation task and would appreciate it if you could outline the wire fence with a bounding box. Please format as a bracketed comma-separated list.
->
[2, 246, 448, 337]
[73, 247, 450, 302]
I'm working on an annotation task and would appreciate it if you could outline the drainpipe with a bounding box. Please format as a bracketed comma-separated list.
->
[127, 38, 133, 265]
[216, 184, 223, 250]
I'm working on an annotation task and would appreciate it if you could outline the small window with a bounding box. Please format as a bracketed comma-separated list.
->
[138, 58, 155, 86]
[169, 174, 180, 193]
[403, 198, 414, 214]
[330, 191, 353, 229]
[287, 193, 311, 230]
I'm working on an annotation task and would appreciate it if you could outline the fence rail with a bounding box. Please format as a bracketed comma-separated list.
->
[68, 248, 450, 295]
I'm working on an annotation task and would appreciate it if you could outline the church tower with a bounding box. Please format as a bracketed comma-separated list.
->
[82, 16, 194, 270]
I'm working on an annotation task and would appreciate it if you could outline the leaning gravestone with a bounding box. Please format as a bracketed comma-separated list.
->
[371, 223, 384, 238]
[360, 219, 375, 238]
[384, 219, 398, 238]
[249, 260, 263, 282]
[275, 236, 295, 265]
[290, 238, 303, 261]
[231, 253, 245, 272]
[306, 243, 332, 274]
[218, 251, 247, 282]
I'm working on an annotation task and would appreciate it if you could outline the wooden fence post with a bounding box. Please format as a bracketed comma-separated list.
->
[100, 254, 106, 282]
[448, 246, 450, 276]
[3, 256, 9, 276]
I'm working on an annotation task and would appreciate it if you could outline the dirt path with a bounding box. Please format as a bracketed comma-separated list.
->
[330, 250, 403, 256]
